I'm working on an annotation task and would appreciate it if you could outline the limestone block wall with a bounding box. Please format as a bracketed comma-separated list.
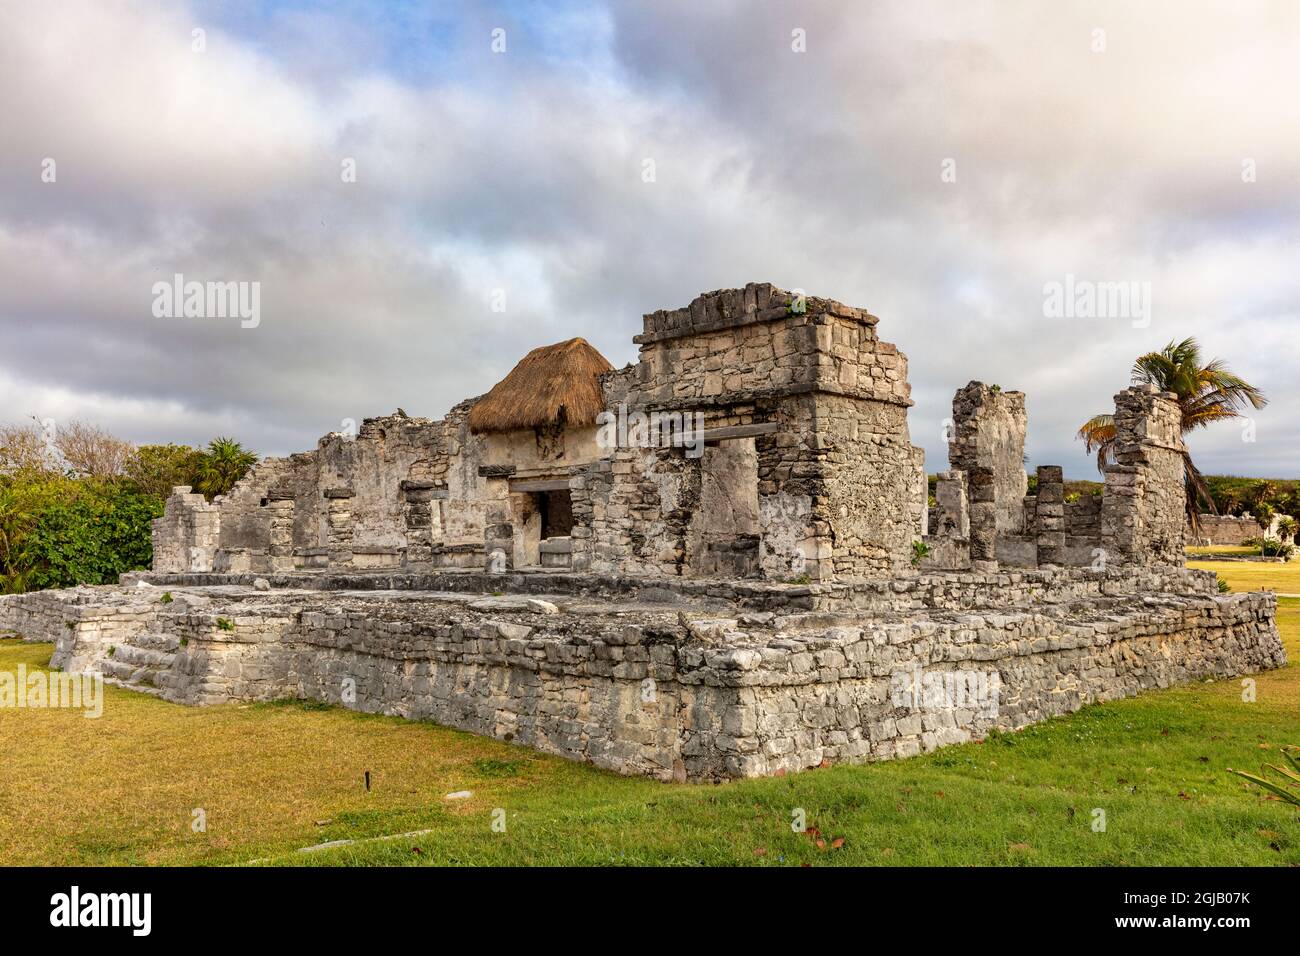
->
[2, 570, 1283, 782]
[151, 487, 220, 572]
[215, 457, 300, 558]
[579, 284, 918, 583]
[1065, 494, 1103, 539]
[575, 442, 713, 579]
[722, 591, 1281, 775]
[1102, 386, 1187, 566]
[949, 382, 1028, 535]
[922, 470, 971, 570]
[314, 415, 448, 555]
[632, 284, 909, 407]
[813, 392, 918, 577]
[1194, 514, 1265, 546]
[174, 397, 623, 574]
[437, 399, 491, 553]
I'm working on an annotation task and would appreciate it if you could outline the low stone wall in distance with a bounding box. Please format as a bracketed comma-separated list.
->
[1194, 514, 1263, 547]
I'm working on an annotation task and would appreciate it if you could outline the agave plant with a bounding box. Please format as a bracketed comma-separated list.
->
[1229, 745, 1300, 808]
[1077, 338, 1267, 534]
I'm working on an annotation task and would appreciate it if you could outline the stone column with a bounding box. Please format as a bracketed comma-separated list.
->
[484, 501, 514, 573]
[949, 382, 1029, 536]
[266, 497, 295, 571]
[967, 466, 998, 571]
[758, 393, 830, 581]
[1034, 465, 1065, 566]
[1101, 385, 1187, 567]
[933, 470, 969, 538]
[400, 480, 436, 566]
[323, 488, 355, 567]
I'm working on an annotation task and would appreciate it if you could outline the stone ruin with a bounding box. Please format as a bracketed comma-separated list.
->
[0, 284, 1285, 781]
[924, 379, 1189, 573]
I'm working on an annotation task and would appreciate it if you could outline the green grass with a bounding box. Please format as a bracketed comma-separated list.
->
[0, 592, 1296, 867]
[1188, 557, 1300, 594]
[1187, 544, 1259, 556]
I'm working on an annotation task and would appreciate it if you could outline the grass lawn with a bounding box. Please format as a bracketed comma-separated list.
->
[1187, 556, 1300, 595]
[1187, 544, 1260, 557]
[1, 572, 1296, 866]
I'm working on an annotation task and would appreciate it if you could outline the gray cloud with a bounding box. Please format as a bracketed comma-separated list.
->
[1, 0, 1296, 480]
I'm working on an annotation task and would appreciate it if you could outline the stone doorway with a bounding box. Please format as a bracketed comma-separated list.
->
[512, 486, 575, 569]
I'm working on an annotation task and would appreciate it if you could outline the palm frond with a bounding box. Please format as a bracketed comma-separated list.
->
[1076, 414, 1116, 473]
[1184, 452, 1215, 532]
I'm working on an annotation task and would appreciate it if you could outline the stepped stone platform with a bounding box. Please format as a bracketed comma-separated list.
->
[0, 566, 1284, 782]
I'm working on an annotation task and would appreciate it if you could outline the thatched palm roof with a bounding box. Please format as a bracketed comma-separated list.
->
[468, 337, 613, 434]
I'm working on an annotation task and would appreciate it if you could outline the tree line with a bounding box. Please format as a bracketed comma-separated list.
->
[0, 420, 257, 594]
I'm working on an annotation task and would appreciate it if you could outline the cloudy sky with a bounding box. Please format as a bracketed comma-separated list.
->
[2, 0, 1297, 479]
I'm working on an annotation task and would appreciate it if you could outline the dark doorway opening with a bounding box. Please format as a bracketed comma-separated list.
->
[540, 489, 574, 539]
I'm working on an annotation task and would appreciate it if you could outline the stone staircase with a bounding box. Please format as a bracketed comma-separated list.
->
[95, 631, 181, 696]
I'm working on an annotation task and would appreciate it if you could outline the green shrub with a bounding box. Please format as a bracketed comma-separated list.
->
[1243, 537, 1294, 558]
[1, 477, 161, 593]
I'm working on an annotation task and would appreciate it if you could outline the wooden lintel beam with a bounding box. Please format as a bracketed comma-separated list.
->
[509, 478, 572, 493]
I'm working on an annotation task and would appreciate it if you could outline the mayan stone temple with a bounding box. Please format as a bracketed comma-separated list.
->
[0, 284, 1285, 781]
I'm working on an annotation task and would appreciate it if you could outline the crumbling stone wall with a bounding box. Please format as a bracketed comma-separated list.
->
[949, 382, 1028, 536]
[172, 392, 616, 575]
[935, 381, 1185, 573]
[1194, 514, 1263, 547]
[813, 392, 917, 576]
[151, 487, 220, 572]
[1065, 494, 1102, 538]
[316, 415, 446, 558]
[215, 457, 297, 551]
[151, 284, 1192, 585]
[923, 470, 970, 570]
[576, 284, 916, 582]
[1101, 385, 1187, 566]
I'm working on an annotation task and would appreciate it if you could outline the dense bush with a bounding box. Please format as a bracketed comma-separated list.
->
[0, 476, 162, 593]
[21, 482, 162, 590]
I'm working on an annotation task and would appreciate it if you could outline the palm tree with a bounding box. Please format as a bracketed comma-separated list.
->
[1077, 338, 1267, 533]
[193, 437, 258, 499]
[1276, 515, 1297, 544]
[1251, 502, 1275, 556]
